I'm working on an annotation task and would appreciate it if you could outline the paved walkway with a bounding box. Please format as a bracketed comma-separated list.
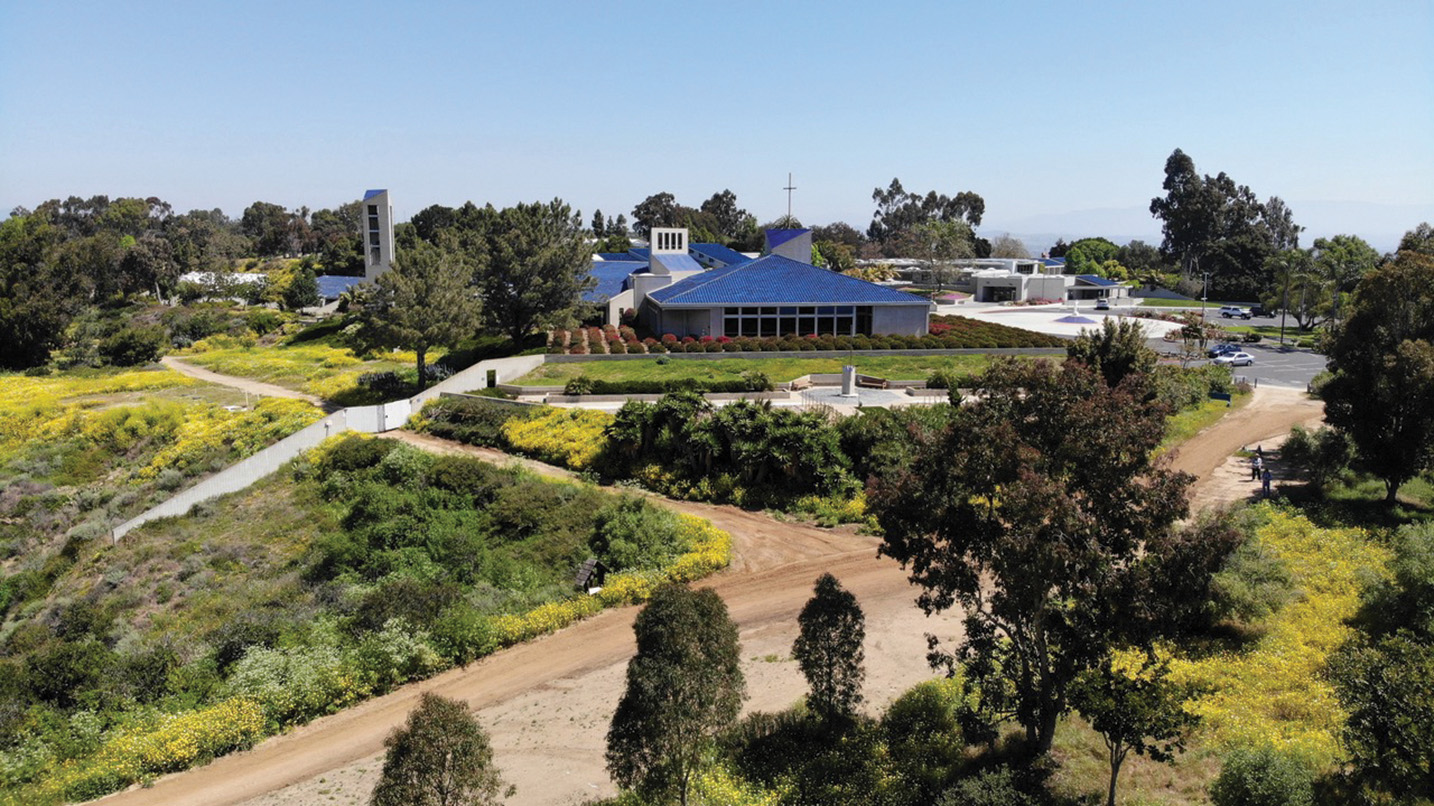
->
[160, 356, 330, 410]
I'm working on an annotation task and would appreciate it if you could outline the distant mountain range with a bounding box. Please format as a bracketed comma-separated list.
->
[983, 200, 1433, 256]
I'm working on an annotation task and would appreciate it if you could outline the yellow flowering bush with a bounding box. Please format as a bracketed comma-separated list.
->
[1166, 506, 1391, 769]
[33, 697, 265, 803]
[694, 762, 790, 806]
[182, 340, 414, 402]
[139, 397, 321, 478]
[0, 369, 197, 458]
[501, 407, 613, 470]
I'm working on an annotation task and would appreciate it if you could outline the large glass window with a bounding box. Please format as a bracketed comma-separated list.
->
[719, 305, 877, 338]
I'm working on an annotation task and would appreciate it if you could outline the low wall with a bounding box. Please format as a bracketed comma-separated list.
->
[111, 409, 362, 541]
[545, 347, 1062, 363]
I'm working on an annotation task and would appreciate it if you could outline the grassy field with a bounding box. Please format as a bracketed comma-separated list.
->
[509, 354, 1038, 386]
[181, 336, 417, 403]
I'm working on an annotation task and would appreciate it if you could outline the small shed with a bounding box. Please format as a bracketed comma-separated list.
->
[574, 558, 610, 592]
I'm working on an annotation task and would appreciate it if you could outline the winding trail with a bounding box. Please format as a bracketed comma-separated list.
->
[94, 387, 1324, 806]
[160, 356, 331, 410]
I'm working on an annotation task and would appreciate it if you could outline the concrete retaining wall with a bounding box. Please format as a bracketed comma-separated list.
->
[113, 352, 548, 542]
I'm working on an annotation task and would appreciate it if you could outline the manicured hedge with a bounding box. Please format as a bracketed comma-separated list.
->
[546, 315, 1062, 356]
[561, 373, 773, 396]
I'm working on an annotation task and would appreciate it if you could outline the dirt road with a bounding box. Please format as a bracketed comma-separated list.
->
[95, 387, 1323, 806]
[160, 356, 330, 410]
[1166, 386, 1325, 512]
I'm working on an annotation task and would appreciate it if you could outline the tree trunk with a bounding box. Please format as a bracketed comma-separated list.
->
[1107, 748, 1126, 806]
[1386, 477, 1402, 506]
[416, 344, 428, 391]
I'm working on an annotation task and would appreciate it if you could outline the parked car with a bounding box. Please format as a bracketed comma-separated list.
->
[1094, 298, 1111, 311]
[1213, 351, 1254, 367]
[1218, 305, 1252, 319]
[1248, 303, 1275, 317]
[1208, 343, 1240, 358]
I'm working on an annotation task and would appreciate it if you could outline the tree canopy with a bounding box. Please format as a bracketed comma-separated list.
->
[359, 237, 482, 388]
[868, 178, 984, 255]
[792, 573, 866, 721]
[1322, 249, 1434, 503]
[1149, 148, 1301, 300]
[869, 358, 1209, 753]
[606, 583, 745, 806]
[370, 693, 512, 806]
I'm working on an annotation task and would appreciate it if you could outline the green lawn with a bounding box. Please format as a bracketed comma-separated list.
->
[509, 354, 1033, 386]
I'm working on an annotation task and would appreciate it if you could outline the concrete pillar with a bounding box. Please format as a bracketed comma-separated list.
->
[840, 365, 857, 397]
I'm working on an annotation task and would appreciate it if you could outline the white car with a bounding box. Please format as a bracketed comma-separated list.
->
[1218, 306, 1252, 319]
[1212, 351, 1254, 367]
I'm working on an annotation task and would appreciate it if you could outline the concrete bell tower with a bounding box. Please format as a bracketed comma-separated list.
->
[362, 189, 395, 282]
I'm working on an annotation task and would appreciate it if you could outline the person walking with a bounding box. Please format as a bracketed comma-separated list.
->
[1251, 455, 1263, 481]
[1262, 467, 1273, 497]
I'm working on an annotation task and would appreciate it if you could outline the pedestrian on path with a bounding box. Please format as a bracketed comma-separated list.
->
[1262, 467, 1273, 497]
[1251, 455, 1263, 481]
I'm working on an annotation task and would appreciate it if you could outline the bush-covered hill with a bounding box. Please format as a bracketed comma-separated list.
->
[0, 435, 729, 804]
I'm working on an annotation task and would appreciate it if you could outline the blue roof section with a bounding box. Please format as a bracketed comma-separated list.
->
[363, 189, 386, 200]
[1041, 257, 1066, 268]
[316, 275, 366, 299]
[690, 242, 752, 266]
[1076, 274, 1118, 287]
[583, 261, 645, 302]
[647, 255, 932, 306]
[764, 229, 808, 250]
[596, 252, 636, 261]
[651, 253, 704, 272]
[628, 248, 650, 259]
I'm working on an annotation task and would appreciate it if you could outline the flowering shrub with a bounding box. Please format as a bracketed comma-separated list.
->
[0, 369, 198, 458]
[34, 697, 265, 802]
[139, 398, 321, 478]
[500, 407, 613, 470]
[1166, 506, 1391, 770]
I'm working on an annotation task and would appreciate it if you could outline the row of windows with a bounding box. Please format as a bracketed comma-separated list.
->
[722, 306, 874, 338]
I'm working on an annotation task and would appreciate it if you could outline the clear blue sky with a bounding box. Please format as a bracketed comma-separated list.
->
[2, 0, 1431, 247]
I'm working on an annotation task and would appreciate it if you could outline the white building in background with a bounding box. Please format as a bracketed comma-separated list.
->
[362, 189, 395, 282]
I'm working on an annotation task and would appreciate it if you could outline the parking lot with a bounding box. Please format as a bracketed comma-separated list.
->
[1150, 341, 1326, 390]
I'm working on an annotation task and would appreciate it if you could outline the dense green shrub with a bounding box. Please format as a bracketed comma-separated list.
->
[1209, 745, 1314, 806]
[416, 396, 537, 448]
[561, 372, 774, 396]
[589, 497, 687, 571]
[319, 436, 398, 475]
[1210, 533, 1299, 626]
[97, 324, 168, 366]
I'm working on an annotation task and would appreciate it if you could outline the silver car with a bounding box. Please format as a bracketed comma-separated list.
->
[1212, 351, 1254, 367]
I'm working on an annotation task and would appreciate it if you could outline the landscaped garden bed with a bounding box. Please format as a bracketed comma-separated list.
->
[547, 315, 1062, 356]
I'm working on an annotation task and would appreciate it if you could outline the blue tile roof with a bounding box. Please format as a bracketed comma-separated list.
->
[765, 229, 808, 249]
[1076, 274, 1119, 287]
[363, 189, 386, 200]
[647, 255, 932, 306]
[595, 252, 637, 261]
[316, 275, 366, 299]
[583, 261, 645, 302]
[628, 248, 650, 259]
[690, 242, 752, 266]
[1041, 257, 1066, 268]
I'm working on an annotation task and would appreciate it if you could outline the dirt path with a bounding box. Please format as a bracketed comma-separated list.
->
[160, 356, 330, 410]
[1167, 386, 1325, 511]
[96, 390, 1325, 806]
